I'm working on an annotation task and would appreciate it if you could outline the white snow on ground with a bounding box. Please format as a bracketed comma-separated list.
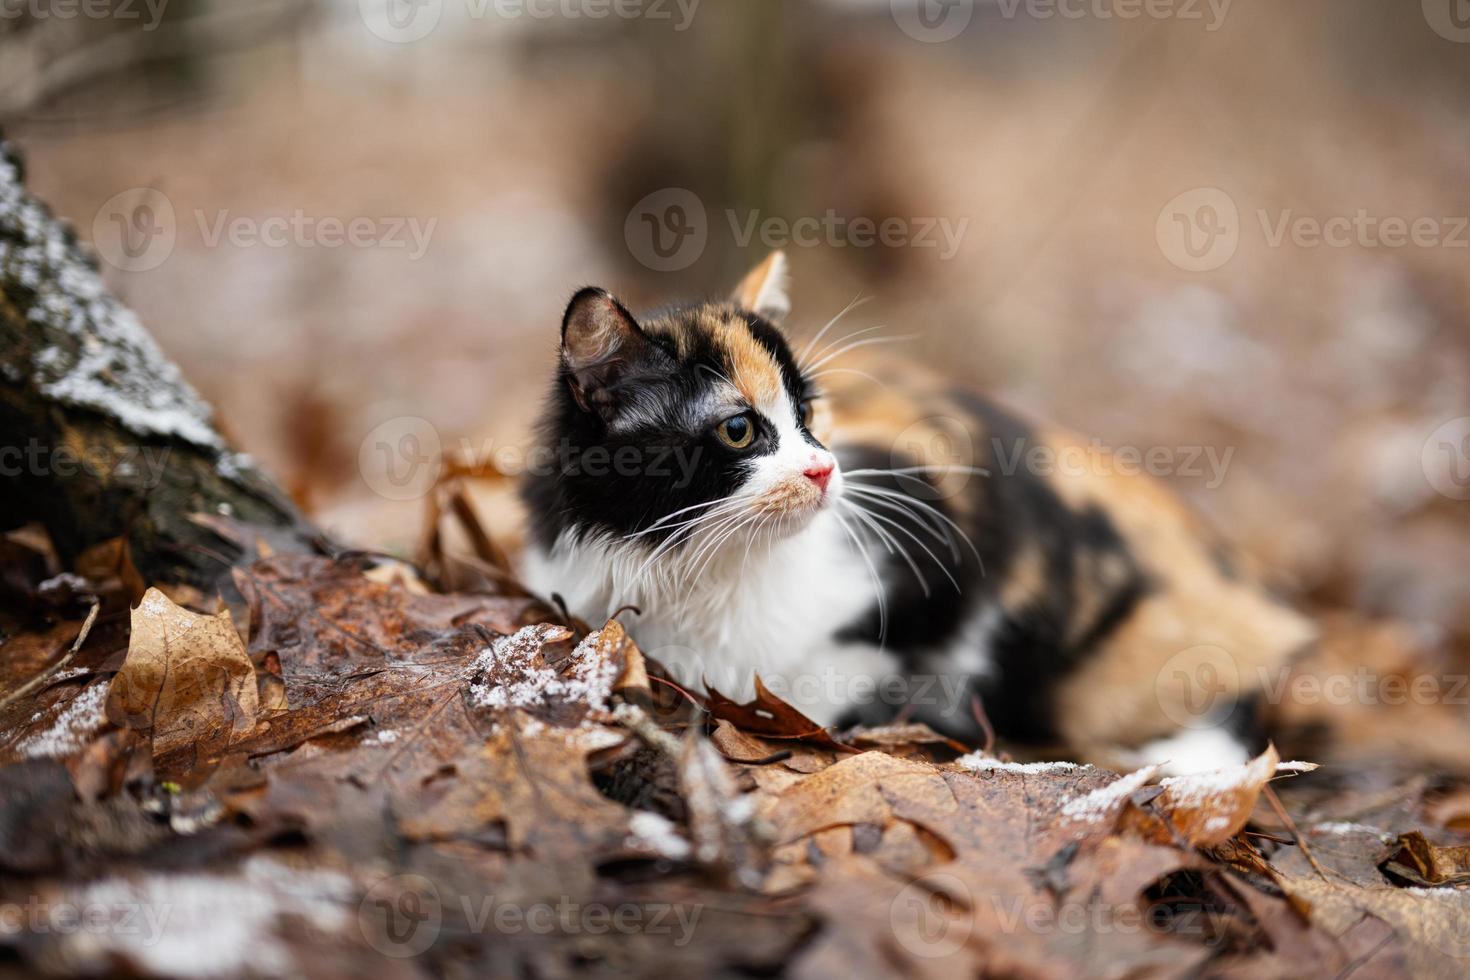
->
[468, 624, 618, 715]
[957, 755, 1083, 775]
[15, 684, 108, 759]
[1059, 766, 1161, 823]
[626, 811, 692, 861]
[56, 855, 354, 978]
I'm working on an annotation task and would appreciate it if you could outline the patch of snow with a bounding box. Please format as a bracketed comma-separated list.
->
[1123, 727, 1251, 776]
[626, 811, 691, 861]
[1310, 821, 1391, 840]
[363, 729, 399, 745]
[468, 625, 618, 718]
[1059, 765, 1160, 823]
[1402, 886, 1470, 900]
[957, 754, 1082, 775]
[57, 855, 353, 978]
[38, 572, 88, 593]
[1274, 760, 1319, 773]
[1158, 751, 1275, 809]
[16, 684, 108, 759]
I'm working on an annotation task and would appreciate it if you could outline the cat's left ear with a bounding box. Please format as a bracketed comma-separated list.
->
[561, 286, 666, 419]
[730, 251, 790, 323]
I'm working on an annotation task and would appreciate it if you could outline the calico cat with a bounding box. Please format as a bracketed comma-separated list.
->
[520, 252, 1316, 774]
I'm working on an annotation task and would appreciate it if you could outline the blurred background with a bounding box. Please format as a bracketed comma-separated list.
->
[4, 0, 1469, 644]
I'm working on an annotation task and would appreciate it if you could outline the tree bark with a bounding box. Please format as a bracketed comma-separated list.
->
[0, 132, 318, 588]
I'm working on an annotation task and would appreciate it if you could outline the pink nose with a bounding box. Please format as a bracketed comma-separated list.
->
[804, 462, 834, 493]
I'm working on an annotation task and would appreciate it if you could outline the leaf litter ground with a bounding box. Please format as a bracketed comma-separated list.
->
[2, 541, 1469, 979]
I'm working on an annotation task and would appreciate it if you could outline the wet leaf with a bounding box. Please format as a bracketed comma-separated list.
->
[106, 588, 259, 771]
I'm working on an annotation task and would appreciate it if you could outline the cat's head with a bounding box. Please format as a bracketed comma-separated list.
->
[525, 252, 840, 550]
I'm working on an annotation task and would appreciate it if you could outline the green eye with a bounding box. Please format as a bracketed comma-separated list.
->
[799, 399, 814, 427]
[716, 414, 756, 450]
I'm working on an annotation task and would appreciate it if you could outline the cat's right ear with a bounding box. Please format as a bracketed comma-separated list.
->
[560, 287, 659, 417]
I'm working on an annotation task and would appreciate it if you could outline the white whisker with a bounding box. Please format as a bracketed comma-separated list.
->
[845, 498, 961, 594]
[806, 333, 919, 373]
[833, 510, 887, 645]
[842, 483, 983, 571]
[839, 499, 930, 598]
[798, 295, 870, 368]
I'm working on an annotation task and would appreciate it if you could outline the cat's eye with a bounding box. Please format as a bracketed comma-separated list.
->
[715, 413, 756, 450]
[799, 399, 814, 427]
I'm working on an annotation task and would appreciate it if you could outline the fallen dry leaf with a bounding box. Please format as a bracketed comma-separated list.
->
[106, 588, 259, 772]
[1381, 831, 1470, 887]
[1123, 746, 1283, 846]
[705, 675, 857, 753]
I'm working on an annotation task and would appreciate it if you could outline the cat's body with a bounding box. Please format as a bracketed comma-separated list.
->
[521, 253, 1316, 773]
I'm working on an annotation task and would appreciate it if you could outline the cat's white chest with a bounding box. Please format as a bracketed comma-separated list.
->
[521, 512, 891, 720]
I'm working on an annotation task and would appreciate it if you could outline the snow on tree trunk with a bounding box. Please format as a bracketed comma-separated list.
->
[0, 133, 317, 586]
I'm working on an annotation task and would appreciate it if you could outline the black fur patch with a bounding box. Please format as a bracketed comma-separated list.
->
[522, 300, 811, 549]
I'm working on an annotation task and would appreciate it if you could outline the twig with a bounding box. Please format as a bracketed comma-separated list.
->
[613, 701, 683, 757]
[1262, 784, 1331, 882]
[970, 692, 996, 755]
[650, 674, 706, 713]
[726, 749, 793, 766]
[0, 600, 100, 711]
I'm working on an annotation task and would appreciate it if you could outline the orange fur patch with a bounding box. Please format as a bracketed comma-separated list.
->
[703, 308, 784, 408]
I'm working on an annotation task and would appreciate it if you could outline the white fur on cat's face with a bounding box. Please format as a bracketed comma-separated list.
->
[734, 382, 841, 532]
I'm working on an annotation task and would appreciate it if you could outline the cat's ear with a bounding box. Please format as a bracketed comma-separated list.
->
[561, 287, 661, 417]
[730, 251, 790, 323]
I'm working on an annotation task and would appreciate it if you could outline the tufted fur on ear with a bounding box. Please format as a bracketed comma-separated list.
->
[560, 287, 666, 419]
[730, 251, 790, 323]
